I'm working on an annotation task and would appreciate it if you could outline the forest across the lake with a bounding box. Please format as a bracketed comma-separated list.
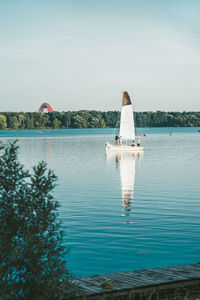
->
[0, 110, 200, 129]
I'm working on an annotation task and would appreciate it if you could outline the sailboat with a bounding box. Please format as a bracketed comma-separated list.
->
[106, 91, 144, 152]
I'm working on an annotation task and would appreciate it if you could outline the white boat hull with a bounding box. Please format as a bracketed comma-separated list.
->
[106, 142, 144, 152]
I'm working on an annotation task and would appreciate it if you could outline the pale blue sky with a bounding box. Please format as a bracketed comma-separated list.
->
[0, 0, 200, 112]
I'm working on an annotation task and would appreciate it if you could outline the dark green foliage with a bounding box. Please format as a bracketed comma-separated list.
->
[0, 142, 75, 300]
[0, 110, 200, 129]
[0, 114, 7, 129]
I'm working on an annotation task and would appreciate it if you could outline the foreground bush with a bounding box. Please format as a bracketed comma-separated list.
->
[0, 141, 75, 300]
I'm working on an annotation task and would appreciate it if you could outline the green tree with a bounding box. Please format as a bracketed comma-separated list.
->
[0, 114, 7, 129]
[8, 116, 19, 129]
[24, 113, 34, 129]
[0, 142, 75, 300]
[53, 118, 62, 128]
[17, 113, 26, 129]
[89, 116, 100, 128]
[61, 112, 71, 128]
[100, 118, 106, 128]
[71, 114, 87, 128]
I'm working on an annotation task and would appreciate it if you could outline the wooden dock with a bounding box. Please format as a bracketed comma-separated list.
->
[73, 263, 200, 299]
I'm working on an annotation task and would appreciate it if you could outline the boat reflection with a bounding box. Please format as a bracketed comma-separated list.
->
[106, 151, 142, 217]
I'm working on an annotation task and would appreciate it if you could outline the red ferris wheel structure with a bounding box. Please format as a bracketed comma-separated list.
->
[38, 102, 54, 113]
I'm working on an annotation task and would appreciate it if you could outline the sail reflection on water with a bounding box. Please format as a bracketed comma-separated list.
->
[119, 153, 135, 216]
[106, 151, 142, 217]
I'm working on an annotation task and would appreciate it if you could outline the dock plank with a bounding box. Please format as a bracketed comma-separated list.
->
[75, 263, 200, 298]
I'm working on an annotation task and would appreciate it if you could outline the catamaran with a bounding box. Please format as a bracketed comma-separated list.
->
[106, 91, 144, 152]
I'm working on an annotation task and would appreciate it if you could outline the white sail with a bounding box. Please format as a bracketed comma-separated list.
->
[119, 92, 135, 141]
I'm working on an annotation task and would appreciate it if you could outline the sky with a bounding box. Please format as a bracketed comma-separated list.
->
[0, 0, 200, 112]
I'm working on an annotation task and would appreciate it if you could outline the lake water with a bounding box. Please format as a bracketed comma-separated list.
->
[1, 127, 200, 277]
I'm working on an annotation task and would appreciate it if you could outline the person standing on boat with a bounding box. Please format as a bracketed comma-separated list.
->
[115, 134, 119, 146]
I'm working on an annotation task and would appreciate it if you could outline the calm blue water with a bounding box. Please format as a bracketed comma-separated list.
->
[1, 127, 200, 277]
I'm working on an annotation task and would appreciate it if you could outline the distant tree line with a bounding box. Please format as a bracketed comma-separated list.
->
[0, 110, 200, 129]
